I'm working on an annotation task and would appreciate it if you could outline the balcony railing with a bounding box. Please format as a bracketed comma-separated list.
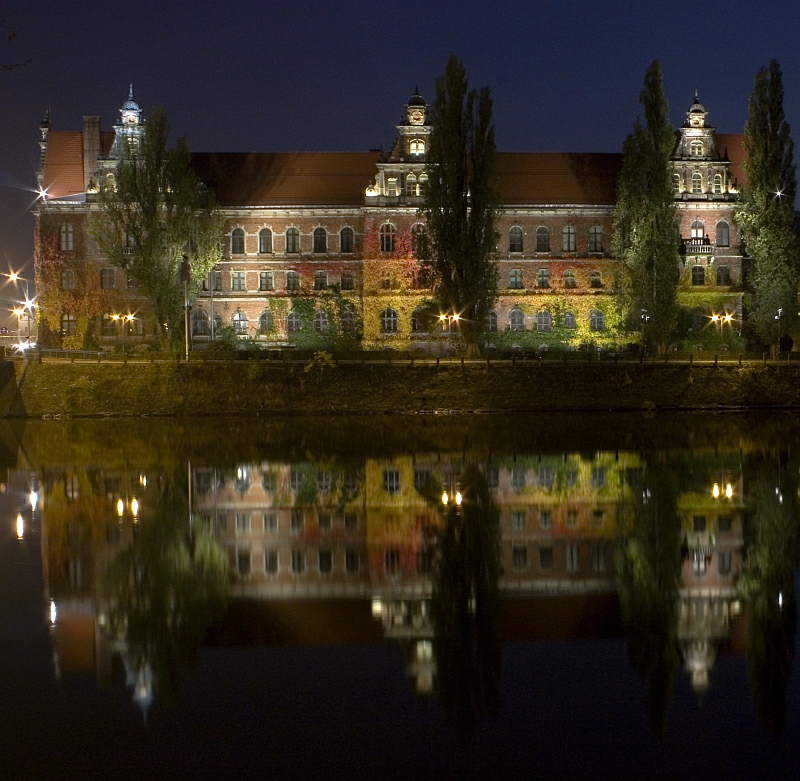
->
[681, 237, 714, 255]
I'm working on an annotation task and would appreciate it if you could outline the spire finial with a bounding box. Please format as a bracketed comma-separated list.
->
[129, 84, 134, 101]
[415, 84, 419, 95]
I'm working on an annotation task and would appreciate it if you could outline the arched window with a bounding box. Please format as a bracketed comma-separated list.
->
[314, 310, 329, 333]
[411, 309, 426, 333]
[716, 221, 730, 247]
[509, 309, 525, 332]
[692, 265, 705, 286]
[341, 308, 356, 334]
[406, 174, 418, 196]
[409, 139, 425, 155]
[286, 270, 300, 291]
[692, 172, 702, 193]
[537, 268, 549, 289]
[564, 311, 576, 329]
[536, 226, 550, 252]
[61, 269, 76, 290]
[231, 228, 245, 255]
[690, 220, 704, 239]
[287, 311, 301, 333]
[259, 271, 274, 291]
[563, 270, 576, 289]
[313, 227, 327, 254]
[314, 271, 328, 290]
[673, 173, 681, 193]
[537, 311, 552, 332]
[340, 226, 355, 254]
[232, 311, 248, 335]
[713, 174, 723, 194]
[340, 272, 355, 291]
[380, 308, 398, 333]
[61, 313, 77, 336]
[59, 223, 74, 252]
[418, 173, 428, 193]
[286, 227, 300, 254]
[562, 225, 576, 252]
[509, 226, 523, 253]
[259, 310, 273, 334]
[589, 310, 605, 331]
[690, 141, 704, 156]
[259, 228, 273, 254]
[380, 223, 395, 253]
[191, 309, 209, 336]
[486, 311, 497, 333]
[588, 226, 603, 252]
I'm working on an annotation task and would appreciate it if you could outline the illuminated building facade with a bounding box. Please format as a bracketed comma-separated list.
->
[34, 88, 744, 352]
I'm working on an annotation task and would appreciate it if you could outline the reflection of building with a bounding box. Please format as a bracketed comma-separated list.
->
[35, 89, 744, 352]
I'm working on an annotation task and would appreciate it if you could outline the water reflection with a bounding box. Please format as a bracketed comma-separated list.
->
[16, 416, 800, 741]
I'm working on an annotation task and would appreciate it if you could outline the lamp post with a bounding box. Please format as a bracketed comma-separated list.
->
[775, 307, 784, 357]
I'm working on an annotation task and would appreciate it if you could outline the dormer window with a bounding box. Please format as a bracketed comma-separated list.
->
[409, 139, 425, 156]
[387, 177, 397, 197]
[690, 141, 704, 157]
[673, 173, 681, 193]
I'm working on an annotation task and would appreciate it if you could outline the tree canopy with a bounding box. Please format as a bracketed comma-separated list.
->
[736, 60, 799, 354]
[419, 56, 501, 354]
[612, 61, 681, 353]
[90, 107, 223, 350]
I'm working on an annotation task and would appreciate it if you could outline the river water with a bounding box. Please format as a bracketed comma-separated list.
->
[2, 413, 799, 779]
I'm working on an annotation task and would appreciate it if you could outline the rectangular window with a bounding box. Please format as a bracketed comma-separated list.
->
[539, 546, 554, 570]
[344, 512, 357, 530]
[385, 549, 400, 575]
[540, 510, 551, 530]
[214, 271, 222, 291]
[259, 271, 274, 291]
[591, 543, 605, 573]
[100, 268, 116, 290]
[590, 272, 602, 289]
[319, 549, 332, 574]
[236, 513, 249, 533]
[693, 515, 707, 533]
[716, 266, 730, 286]
[718, 550, 732, 575]
[291, 550, 305, 574]
[231, 272, 246, 291]
[383, 469, 400, 495]
[537, 269, 549, 289]
[340, 273, 355, 291]
[318, 512, 331, 531]
[566, 509, 578, 528]
[237, 551, 251, 576]
[340, 229, 354, 254]
[414, 469, 431, 492]
[263, 512, 277, 532]
[264, 549, 278, 574]
[291, 509, 304, 532]
[566, 544, 579, 573]
[286, 271, 300, 291]
[101, 316, 117, 336]
[345, 548, 359, 573]
[512, 510, 525, 530]
[512, 545, 528, 572]
[509, 269, 523, 289]
[718, 515, 732, 533]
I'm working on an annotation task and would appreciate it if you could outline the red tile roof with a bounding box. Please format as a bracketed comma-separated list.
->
[190, 152, 382, 207]
[497, 152, 622, 206]
[41, 130, 115, 198]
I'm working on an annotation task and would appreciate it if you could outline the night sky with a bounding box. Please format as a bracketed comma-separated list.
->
[2, 0, 800, 285]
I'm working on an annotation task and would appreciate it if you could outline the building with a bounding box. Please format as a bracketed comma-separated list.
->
[33, 88, 744, 352]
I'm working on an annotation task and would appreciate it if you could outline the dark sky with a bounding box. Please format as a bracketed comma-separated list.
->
[2, 0, 800, 286]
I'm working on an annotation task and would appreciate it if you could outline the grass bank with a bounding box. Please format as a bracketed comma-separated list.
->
[2, 357, 800, 418]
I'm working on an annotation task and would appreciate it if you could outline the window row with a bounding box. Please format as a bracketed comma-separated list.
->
[510, 507, 605, 530]
[675, 172, 726, 195]
[230, 510, 359, 534]
[231, 226, 356, 255]
[237, 547, 362, 576]
[217, 270, 357, 293]
[687, 219, 730, 247]
[384, 171, 429, 197]
[507, 225, 603, 254]
[511, 543, 606, 574]
[488, 309, 606, 333]
[508, 268, 602, 290]
[191, 307, 359, 336]
[691, 265, 730, 286]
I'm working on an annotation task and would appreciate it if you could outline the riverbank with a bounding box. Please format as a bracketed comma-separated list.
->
[2, 356, 800, 418]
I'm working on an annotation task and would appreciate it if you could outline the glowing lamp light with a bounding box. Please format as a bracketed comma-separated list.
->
[29, 490, 38, 512]
[371, 598, 383, 618]
[724, 314, 733, 323]
[130, 498, 139, 517]
[455, 491, 463, 506]
[441, 491, 449, 505]
[725, 483, 733, 499]
[16, 513, 23, 539]
[710, 314, 720, 323]
[117, 498, 124, 517]
[712, 483, 720, 499]
[452, 314, 460, 322]
[49, 599, 57, 626]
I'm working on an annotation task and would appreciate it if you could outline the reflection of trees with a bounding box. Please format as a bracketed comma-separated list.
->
[739, 455, 799, 736]
[616, 458, 682, 738]
[426, 464, 501, 745]
[99, 471, 228, 703]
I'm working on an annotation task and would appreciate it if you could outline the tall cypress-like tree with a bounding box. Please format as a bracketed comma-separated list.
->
[90, 107, 224, 350]
[419, 57, 500, 355]
[736, 60, 799, 355]
[612, 61, 681, 353]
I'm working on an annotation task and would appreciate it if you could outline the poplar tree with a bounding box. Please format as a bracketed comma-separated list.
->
[419, 56, 500, 356]
[736, 60, 799, 356]
[90, 107, 223, 350]
[612, 61, 681, 353]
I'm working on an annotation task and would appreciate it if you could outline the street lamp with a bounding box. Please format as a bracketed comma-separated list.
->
[775, 308, 784, 355]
